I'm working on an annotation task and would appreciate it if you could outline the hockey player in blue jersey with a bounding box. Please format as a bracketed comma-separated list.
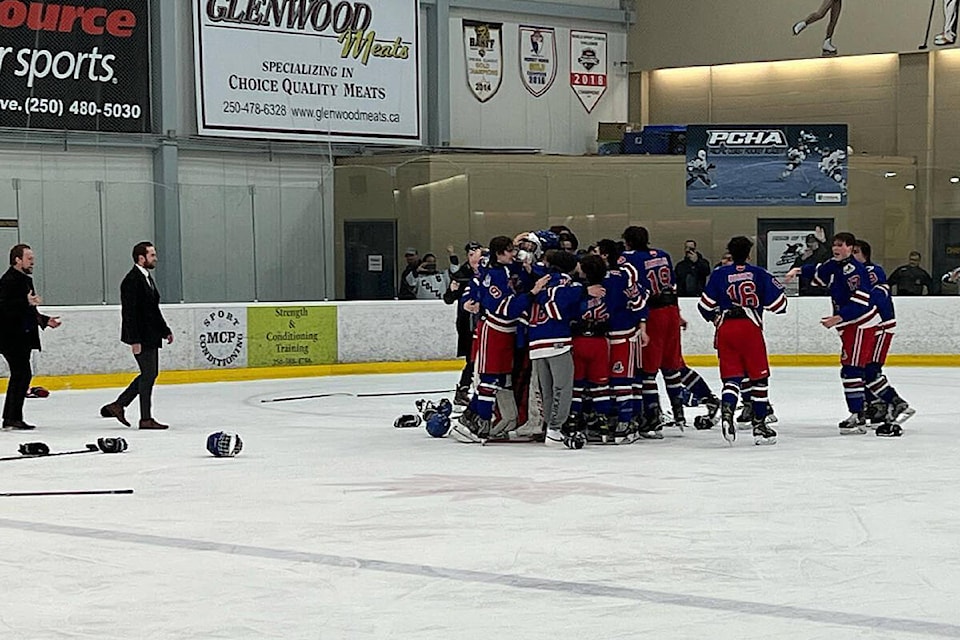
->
[852, 240, 914, 436]
[528, 250, 592, 447]
[699, 236, 787, 445]
[453, 236, 548, 443]
[785, 232, 879, 435]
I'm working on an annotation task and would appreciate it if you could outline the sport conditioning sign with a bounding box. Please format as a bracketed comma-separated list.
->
[0, 0, 151, 133]
[193, 0, 421, 144]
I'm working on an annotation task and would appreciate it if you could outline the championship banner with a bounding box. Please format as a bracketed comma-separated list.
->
[193, 0, 421, 144]
[0, 0, 151, 133]
[463, 20, 502, 103]
[519, 25, 556, 97]
[569, 30, 607, 113]
[686, 124, 848, 207]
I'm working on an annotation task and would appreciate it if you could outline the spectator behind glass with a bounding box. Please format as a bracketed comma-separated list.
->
[444, 242, 485, 405]
[398, 247, 420, 299]
[791, 228, 831, 296]
[942, 265, 960, 294]
[404, 252, 455, 299]
[675, 239, 711, 297]
[888, 251, 933, 296]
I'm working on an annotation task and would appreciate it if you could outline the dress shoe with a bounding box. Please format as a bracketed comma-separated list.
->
[139, 418, 169, 430]
[2, 419, 37, 430]
[100, 402, 131, 427]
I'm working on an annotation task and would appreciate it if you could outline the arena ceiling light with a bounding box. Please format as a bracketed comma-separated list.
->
[884, 171, 897, 178]
[904, 184, 917, 190]
[950, 176, 960, 184]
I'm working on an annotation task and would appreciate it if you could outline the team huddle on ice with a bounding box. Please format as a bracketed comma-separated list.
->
[420, 226, 913, 448]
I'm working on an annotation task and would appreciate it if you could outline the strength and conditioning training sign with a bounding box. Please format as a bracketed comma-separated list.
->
[193, 0, 421, 144]
[0, 0, 151, 132]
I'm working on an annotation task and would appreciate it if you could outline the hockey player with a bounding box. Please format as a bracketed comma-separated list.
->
[934, 0, 957, 46]
[686, 149, 717, 189]
[792, 0, 843, 56]
[619, 226, 719, 438]
[852, 239, 914, 436]
[785, 232, 879, 435]
[779, 146, 807, 181]
[699, 236, 787, 446]
[818, 149, 847, 193]
[584, 244, 649, 442]
[527, 250, 588, 447]
[452, 236, 547, 443]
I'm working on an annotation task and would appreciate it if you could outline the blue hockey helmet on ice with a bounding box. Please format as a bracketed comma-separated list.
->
[207, 431, 243, 457]
[425, 413, 451, 438]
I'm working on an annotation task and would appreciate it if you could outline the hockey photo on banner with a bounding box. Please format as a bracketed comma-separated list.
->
[685, 124, 848, 207]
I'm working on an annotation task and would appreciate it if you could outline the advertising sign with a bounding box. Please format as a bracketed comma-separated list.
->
[570, 30, 607, 113]
[686, 124, 848, 207]
[519, 25, 556, 97]
[463, 19, 503, 102]
[247, 306, 337, 367]
[0, 0, 151, 132]
[193, 0, 420, 144]
[195, 307, 247, 368]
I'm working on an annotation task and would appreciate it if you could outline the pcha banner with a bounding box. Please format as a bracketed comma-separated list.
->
[463, 19, 502, 102]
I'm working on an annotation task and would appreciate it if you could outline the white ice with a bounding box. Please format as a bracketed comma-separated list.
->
[1, 367, 959, 640]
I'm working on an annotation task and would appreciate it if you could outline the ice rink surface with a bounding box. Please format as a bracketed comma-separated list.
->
[2, 367, 959, 640]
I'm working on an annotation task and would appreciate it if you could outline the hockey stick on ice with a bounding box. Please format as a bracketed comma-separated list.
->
[261, 389, 451, 403]
[0, 443, 99, 463]
[920, 0, 937, 49]
[0, 489, 134, 497]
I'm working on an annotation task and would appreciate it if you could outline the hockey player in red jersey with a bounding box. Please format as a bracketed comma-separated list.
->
[699, 236, 787, 445]
[619, 226, 719, 438]
[785, 232, 878, 435]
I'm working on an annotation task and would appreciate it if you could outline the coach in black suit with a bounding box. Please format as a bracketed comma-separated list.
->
[100, 241, 173, 430]
[0, 244, 61, 430]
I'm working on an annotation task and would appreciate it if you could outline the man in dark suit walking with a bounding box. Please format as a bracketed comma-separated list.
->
[100, 241, 173, 430]
[0, 244, 61, 430]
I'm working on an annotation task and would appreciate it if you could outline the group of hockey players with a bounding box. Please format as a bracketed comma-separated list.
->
[416, 225, 915, 449]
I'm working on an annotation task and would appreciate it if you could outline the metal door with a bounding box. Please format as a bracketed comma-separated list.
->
[932, 218, 960, 294]
[344, 220, 397, 300]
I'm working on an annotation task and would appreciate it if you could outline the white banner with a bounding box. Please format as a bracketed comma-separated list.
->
[193, 0, 420, 144]
[519, 25, 556, 97]
[570, 30, 607, 113]
[463, 20, 503, 103]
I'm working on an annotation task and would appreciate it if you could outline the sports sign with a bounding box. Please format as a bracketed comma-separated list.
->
[518, 25, 556, 97]
[463, 19, 502, 102]
[0, 0, 151, 133]
[570, 30, 607, 113]
[193, 0, 421, 144]
[686, 124, 848, 206]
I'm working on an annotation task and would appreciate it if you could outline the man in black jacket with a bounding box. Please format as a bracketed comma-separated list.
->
[0, 244, 61, 430]
[100, 242, 173, 430]
[443, 242, 484, 404]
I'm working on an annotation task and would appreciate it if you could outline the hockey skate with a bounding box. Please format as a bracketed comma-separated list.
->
[875, 422, 903, 437]
[737, 403, 779, 427]
[451, 410, 489, 443]
[694, 395, 720, 430]
[838, 412, 867, 435]
[865, 399, 888, 428]
[559, 414, 586, 449]
[667, 402, 687, 432]
[890, 400, 915, 425]
[720, 405, 736, 445]
[453, 386, 471, 406]
[752, 418, 777, 446]
[934, 32, 957, 46]
[634, 412, 664, 440]
[821, 39, 838, 57]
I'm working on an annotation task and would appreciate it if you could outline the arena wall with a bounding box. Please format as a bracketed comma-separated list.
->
[1, 297, 955, 392]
